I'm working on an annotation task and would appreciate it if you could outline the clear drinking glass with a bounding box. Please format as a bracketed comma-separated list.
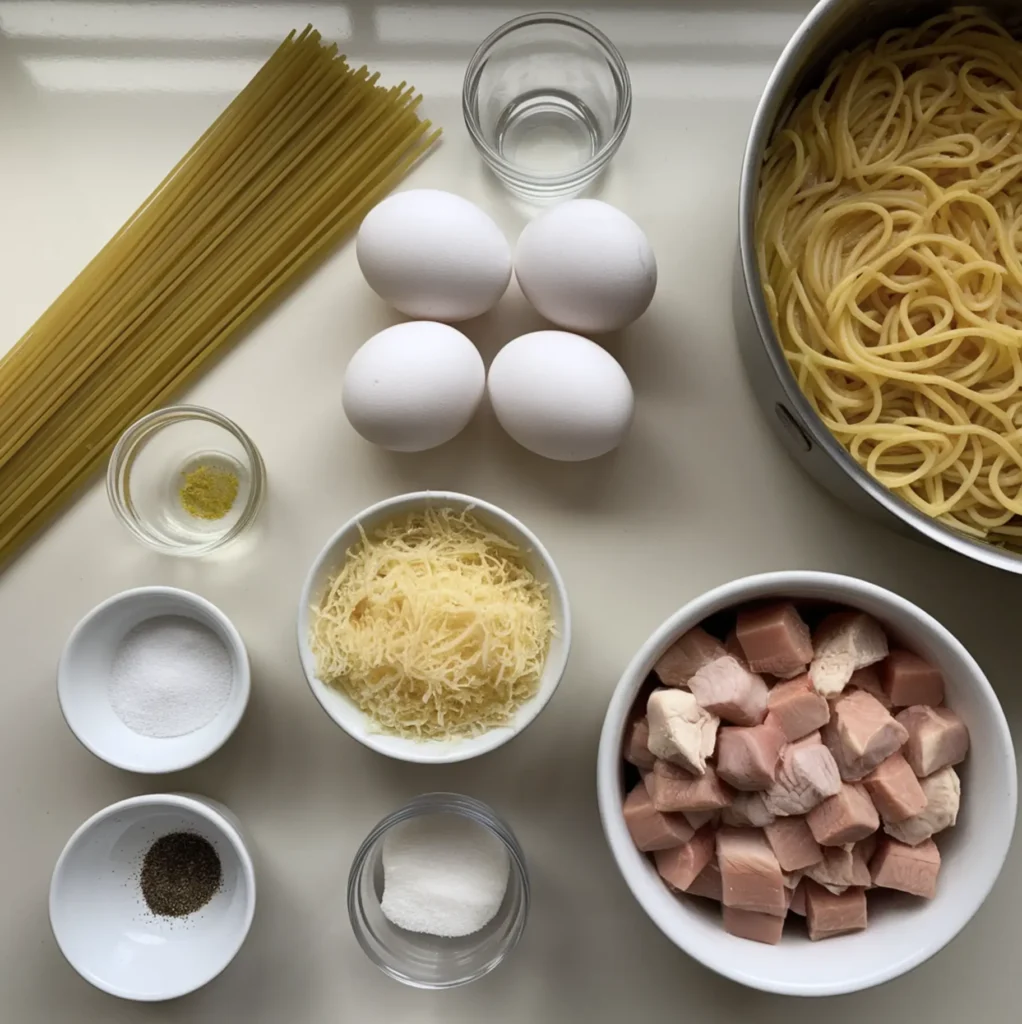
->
[463, 12, 632, 201]
[107, 405, 265, 557]
[347, 793, 530, 989]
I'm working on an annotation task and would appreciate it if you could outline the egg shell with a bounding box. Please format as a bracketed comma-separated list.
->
[342, 322, 485, 452]
[514, 199, 657, 334]
[487, 330, 634, 462]
[356, 189, 512, 322]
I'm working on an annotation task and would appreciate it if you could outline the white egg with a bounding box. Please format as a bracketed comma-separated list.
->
[343, 322, 485, 452]
[514, 199, 657, 334]
[487, 330, 634, 461]
[356, 189, 512, 322]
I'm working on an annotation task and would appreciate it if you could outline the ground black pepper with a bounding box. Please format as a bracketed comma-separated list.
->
[140, 832, 222, 917]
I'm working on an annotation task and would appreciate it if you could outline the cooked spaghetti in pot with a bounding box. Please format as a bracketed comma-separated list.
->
[757, 7, 1022, 545]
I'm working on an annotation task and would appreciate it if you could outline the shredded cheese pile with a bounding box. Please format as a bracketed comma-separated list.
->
[310, 507, 555, 740]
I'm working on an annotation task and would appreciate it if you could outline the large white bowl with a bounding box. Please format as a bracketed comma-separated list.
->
[49, 793, 256, 1001]
[58, 586, 250, 773]
[597, 571, 1017, 997]
[297, 491, 571, 764]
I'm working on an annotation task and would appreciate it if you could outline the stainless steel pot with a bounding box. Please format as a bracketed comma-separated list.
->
[735, 0, 1022, 573]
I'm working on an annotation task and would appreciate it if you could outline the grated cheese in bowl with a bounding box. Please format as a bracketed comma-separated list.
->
[309, 507, 556, 740]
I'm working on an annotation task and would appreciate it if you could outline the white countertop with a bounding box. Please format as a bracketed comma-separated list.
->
[1, 1, 1020, 1020]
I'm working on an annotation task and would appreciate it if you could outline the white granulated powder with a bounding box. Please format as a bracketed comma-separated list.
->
[380, 814, 510, 938]
[109, 616, 233, 738]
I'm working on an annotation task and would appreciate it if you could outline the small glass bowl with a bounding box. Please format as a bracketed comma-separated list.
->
[463, 12, 632, 201]
[347, 793, 530, 989]
[107, 405, 265, 557]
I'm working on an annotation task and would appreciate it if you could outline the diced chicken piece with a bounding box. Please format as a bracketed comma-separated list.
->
[716, 827, 787, 917]
[645, 760, 734, 813]
[654, 627, 726, 687]
[715, 719, 786, 791]
[721, 791, 776, 828]
[646, 689, 719, 775]
[683, 809, 718, 831]
[884, 766, 960, 846]
[807, 783, 879, 846]
[871, 836, 941, 899]
[896, 705, 969, 778]
[862, 752, 927, 823]
[736, 601, 813, 677]
[623, 782, 695, 852]
[689, 656, 768, 726]
[788, 879, 807, 916]
[805, 844, 870, 892]
[722, 905, 785, 945]
[654, 826, 716, 891]
[804, 881, 867, 940]
[767, 674, 830, 741]
[847, 666, 892, 709]
[763, 735, 841, 817]
[623, 716, 655, 770]
[764, 816, 823, 871]
[810, 612, 889, 698]
[684, 858, 723, 901]
[823, 689, 909, 781]
[881, 651, 945, 708]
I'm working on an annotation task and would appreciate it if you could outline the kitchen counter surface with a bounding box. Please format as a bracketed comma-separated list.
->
[1, 1, 1019, 1021]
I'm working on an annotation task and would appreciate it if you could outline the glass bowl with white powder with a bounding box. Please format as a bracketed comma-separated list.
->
[347, 793, 529, 988]
[57, 586, 250, 773]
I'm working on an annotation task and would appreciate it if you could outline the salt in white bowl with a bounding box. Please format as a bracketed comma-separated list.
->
[297, 490, 571, 764]
[597, 570, 1017, 996]
[49, 792, 256, 1001]
[58, 586, 250, 773]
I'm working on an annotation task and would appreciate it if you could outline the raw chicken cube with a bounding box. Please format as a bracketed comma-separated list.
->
[804, 881, 867, 940]
[805, 844, 870, 892]
[736, 601, 813, 677]
[645, 760, 734, 813]
[767, 674, 830, 741]
[654, 826, 716, 891]
[721, 791, 775, 828]
[646, 689, 719, 775]
[763, 734, 841, 816]
[883, 766, 960, 846]
[881, 651, 945, 708]
[862, 752, 927, 823]
[689, 656, 769, 726]
[685, 858, 723, 901]
[655, 627, 726, 687]
[896, 705, 969, 777]
[722, 905, 785, 945]
[717, 827, 787, 917]
[807, 783, 879, 846]
[715, 719, 786, 791]
[847, 666, 892, 709]
[823, 689, 909, 781]
[871, 836, 941, 898]
[623, 782, 695, 852]
[764, 816, 823, 872]
[788, 879, 807, 916]
[810, 612, 889, 697]
[623, 717, 655, 770]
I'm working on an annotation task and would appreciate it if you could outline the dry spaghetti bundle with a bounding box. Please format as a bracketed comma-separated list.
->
[757, 8, 1022, 546]
[0, 26, 438, 566]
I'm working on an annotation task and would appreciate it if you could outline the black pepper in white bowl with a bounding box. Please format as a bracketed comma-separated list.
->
[49, 793, 255, 1001]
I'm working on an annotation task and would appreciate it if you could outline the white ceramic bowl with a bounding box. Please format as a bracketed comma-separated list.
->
[49, 793, 256, 1001]
[58, 587, 250, 773]
[597, 571, 1017, 997]
[297, 491, 571, 763]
